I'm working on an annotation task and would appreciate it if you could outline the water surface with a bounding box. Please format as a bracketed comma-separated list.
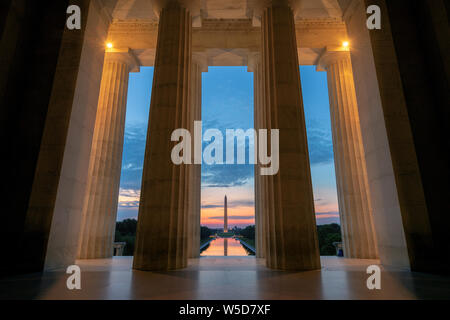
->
[201, 238, 251, 256]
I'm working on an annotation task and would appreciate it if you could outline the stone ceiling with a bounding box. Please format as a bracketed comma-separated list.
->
[102, 0, 344, 22]
[102, 0, 348, 67]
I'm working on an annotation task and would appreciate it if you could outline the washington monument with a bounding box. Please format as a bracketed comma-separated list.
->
[224, 195, 228, 233]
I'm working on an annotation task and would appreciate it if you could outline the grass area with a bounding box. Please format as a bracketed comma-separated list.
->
[216, 232, 234, 238]
[240, 237, 255, 249]
[200, 238, 213, 246]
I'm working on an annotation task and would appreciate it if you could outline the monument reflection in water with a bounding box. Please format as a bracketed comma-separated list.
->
[201, 238, 252, 256]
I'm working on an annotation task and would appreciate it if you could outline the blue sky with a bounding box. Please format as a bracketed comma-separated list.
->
[116, 66, 339, 226]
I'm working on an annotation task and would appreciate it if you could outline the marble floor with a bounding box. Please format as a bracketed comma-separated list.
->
[1, 257, 450, 300]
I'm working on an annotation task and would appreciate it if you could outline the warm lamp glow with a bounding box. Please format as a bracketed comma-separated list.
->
[106, 42, 113, 49]
[342, 41, 349, 48]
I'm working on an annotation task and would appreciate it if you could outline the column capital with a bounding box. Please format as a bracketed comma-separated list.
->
[253, 0, 299, 9]
[192, 53, 208, 72]
[105, 48, 141, 72]
[316, 46, 351, 72]
[152, 0, 203, 26]
[247, 52, 261, 73]
[250, 0, 301, 26]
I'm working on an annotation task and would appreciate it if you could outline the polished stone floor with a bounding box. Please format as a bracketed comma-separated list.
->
[1, 257, 450, 300]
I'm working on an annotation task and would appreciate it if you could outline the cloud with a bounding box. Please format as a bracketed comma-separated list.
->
[207, 215, 254, 220]
[315, 211, 340, 225]
[202, 163, 254, 188]
[201, 127, 255, 188]
[305, 118, 334, 165]
[120, 123, 147, 190]
[117, 207, 139, 221]
[315, 211, 339, 218]
[119, 117, 333, 190]
[118, 188, 141, 208]
[202, 199, 254, 209]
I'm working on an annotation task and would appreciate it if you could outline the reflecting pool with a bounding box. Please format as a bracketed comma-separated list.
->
[201, 237, 253, 256]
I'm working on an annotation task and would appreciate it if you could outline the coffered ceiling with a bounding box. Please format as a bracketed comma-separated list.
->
[102, 0, 344, 22]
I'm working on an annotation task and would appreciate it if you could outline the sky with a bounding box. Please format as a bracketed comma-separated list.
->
[116, 65, 340, 227]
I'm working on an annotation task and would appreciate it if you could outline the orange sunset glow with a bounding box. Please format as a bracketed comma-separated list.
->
[201, 183, 255, 228]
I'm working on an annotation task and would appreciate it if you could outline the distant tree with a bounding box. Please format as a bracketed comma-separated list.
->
[239, 225, 255, 241]
[317, 223, 342, 256]
[232, 226, 241, 233]
[116, 219, 137, 236]
[200, 226, 213, 240]
[115, 219, 137, 256]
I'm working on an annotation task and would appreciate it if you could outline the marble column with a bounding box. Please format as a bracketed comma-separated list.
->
[249, 52, 266, 259]
[78, 49, 139, 259]
[260, 1, 320, 270]
[187, 56, 206, 258]
[317, 48, 378, 259]
[133, 1, 192, 270]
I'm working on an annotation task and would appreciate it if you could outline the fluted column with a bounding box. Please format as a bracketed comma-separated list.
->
[78, 49, 139, 259]
[260, 0, 320, 270]
[187, 55, 206, 258]
[317, 48, 378, 259]
[133, 1, 192, 270]
[249, 52, 266, 259]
